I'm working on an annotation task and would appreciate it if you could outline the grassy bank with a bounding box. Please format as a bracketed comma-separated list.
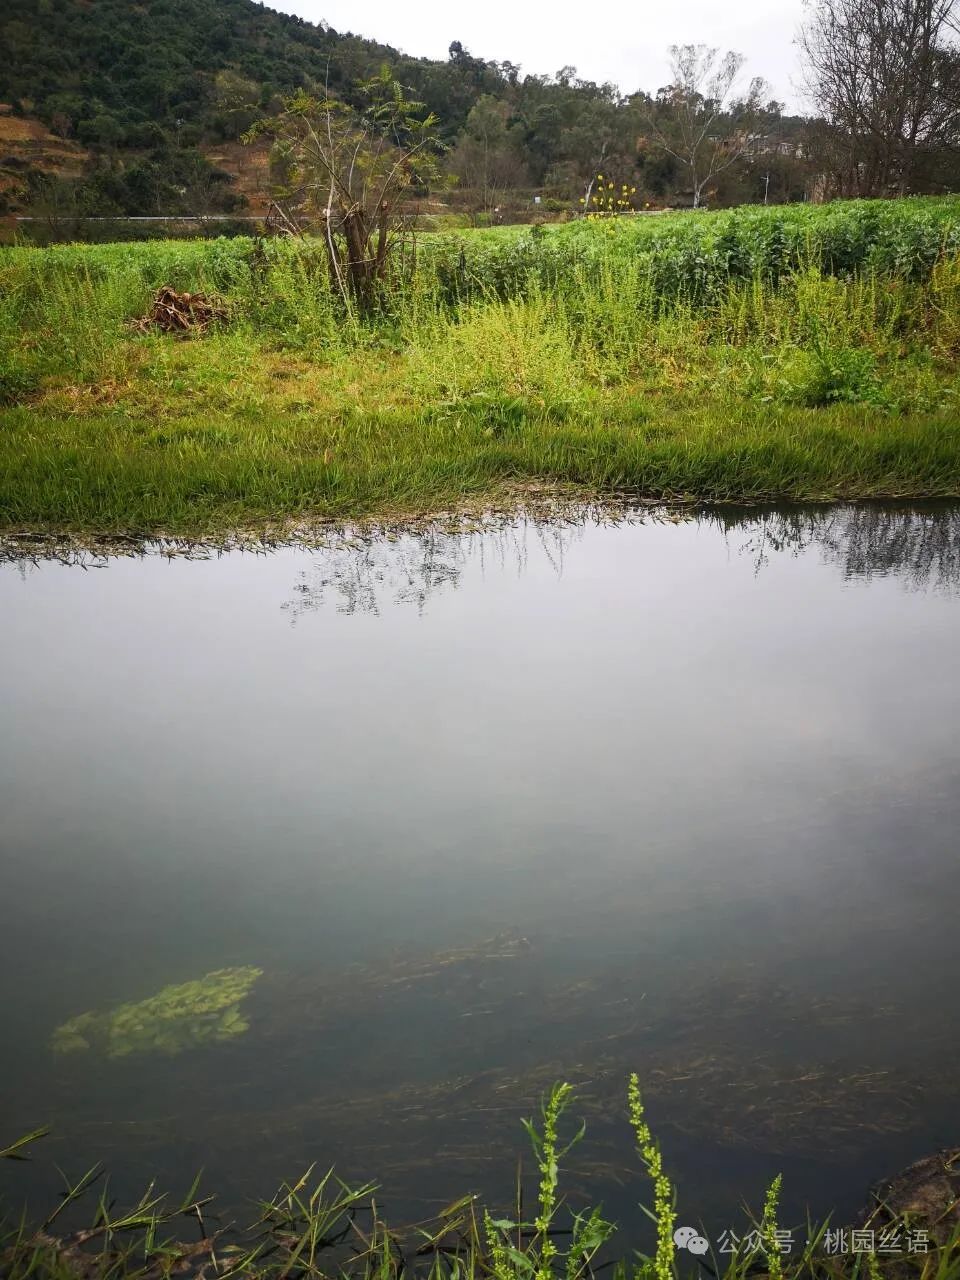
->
[3, 199, 960, 537]
[4, 1082, 959, 1280]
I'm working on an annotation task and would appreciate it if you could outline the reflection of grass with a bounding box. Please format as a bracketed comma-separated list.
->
[3, 204, 960, 537]
[2, 1085, 958, 1280]
[51, 966, 262, 1058]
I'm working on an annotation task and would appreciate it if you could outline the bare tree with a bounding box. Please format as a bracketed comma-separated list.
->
[800, 0, 960, 196]
[247, 68, 443, 309]
[643, 46, 770, 208]
[448, 95, 529, 217]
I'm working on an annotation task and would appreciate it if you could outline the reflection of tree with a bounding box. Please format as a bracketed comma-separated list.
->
[725, 505, 960, 591]
[281, 506, 960, 621]
[281, 521, 577, 621]
[6, 506, 959, 606]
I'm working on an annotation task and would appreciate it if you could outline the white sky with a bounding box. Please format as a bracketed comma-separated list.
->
[269, 0, 810, 111]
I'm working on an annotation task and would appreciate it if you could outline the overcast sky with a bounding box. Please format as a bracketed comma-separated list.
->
[268, 0, 811, 111]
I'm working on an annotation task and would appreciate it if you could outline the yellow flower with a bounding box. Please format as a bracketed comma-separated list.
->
[597, 174, 603, 181]
[579, 197, 585, 204]
[607, 181, 614, 189]
[631, 186, 637, 193]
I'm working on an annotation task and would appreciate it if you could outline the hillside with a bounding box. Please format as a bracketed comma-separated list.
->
[1, 0, 396, 143]
[0, 0, 514, 219]
[0, 103, 88, 210]
[1, 0, 815, 227]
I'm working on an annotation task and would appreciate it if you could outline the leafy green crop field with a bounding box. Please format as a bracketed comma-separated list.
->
[3, 198, 960, 540]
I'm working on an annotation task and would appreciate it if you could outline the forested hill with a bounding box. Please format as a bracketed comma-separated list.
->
[0, 0, 566, 217]
[0, 0, 474, 148]
[0, 0, 808, 222]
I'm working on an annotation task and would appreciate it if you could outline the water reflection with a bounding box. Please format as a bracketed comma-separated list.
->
[729, 504, 960, 588]
[281, 521, 575, 619]
[7, 505, 960, 606]
[280, 505, 960, 620]
[2, 503, 960, 1232]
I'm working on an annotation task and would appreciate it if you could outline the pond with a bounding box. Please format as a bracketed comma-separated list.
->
[2, 504, 959, 1240]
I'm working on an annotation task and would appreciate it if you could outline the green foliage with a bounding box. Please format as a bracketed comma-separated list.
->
[0, 355, 40, 406]
[628, 1075, 675, 1280]
[2, 200, 960, 536]
[781, 343, 884, 408]
[482, 1083, 614, 1280]
[247, 70, 444, 309]
[0, 0, 371, 149]
[5, 0, 960, 226]
[4, 1083, 959, 1280]
[50, 966, 263, 1058]
[0, 0, 814, 223]
[762, 1175, 785, 1280]
[424, 196, 960, 307]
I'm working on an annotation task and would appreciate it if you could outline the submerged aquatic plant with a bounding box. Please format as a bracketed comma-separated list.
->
[50, 966, 263, 1058]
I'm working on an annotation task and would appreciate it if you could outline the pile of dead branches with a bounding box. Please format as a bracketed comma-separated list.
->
[131, 286, 227, 336]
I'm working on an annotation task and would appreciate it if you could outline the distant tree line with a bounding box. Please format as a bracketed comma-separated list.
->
[0, 0, 958, 223]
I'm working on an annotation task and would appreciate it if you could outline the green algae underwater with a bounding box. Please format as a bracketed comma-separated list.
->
[39, 937, 960, 1167]
[50, 966, 263, 1058]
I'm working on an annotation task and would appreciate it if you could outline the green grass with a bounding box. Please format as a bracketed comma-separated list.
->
[3, 199, 960, 538]
[3, 1082, 959, 1280]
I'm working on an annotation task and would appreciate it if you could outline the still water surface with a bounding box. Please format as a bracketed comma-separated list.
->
[2, 505, 959, 1234]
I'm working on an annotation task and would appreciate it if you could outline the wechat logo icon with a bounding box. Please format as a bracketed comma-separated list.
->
[674, 1227, 709, 1256]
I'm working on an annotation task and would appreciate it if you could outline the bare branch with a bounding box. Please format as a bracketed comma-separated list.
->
[642, 45, 770, 207]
